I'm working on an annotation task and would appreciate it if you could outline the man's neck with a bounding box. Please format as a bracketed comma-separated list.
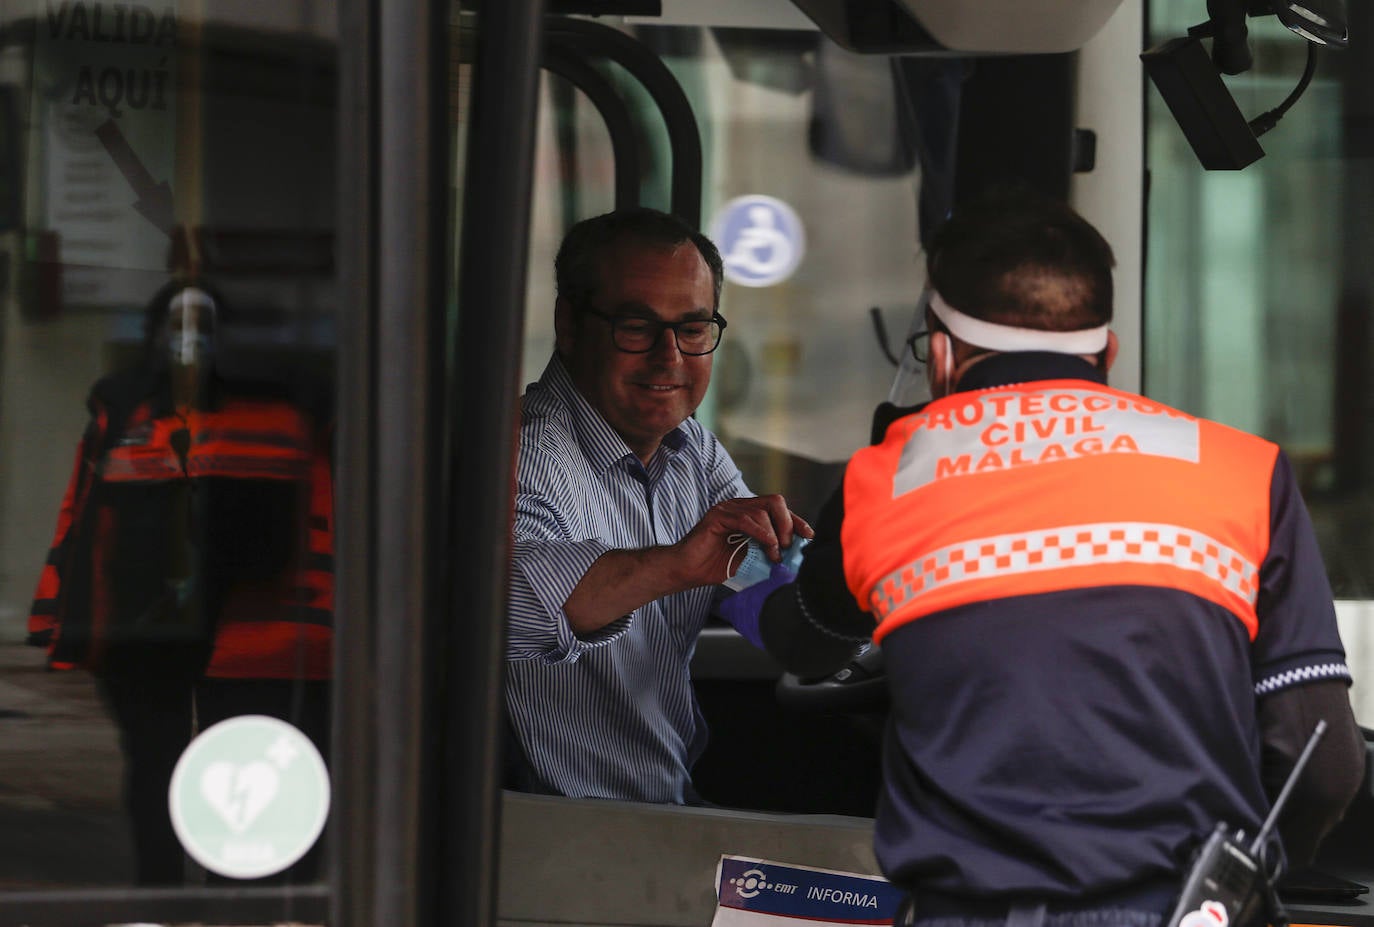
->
[954, 352, 1106, 393]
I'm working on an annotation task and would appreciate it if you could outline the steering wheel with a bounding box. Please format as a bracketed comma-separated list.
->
[774, 641, 889, 713]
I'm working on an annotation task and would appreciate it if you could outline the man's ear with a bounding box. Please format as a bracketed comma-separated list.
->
[554, 297, 577, 356]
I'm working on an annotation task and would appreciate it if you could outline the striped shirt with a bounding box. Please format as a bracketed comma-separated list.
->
[507, 354, 749, 803]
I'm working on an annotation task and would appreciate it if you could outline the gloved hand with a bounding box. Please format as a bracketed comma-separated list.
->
[717, 561, 796, 650]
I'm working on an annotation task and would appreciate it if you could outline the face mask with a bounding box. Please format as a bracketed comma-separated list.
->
[724, 536, 810, 592]
[165, 287, 217, 367]
[924, 332, 954, 399]
[171, 329, 212, 366]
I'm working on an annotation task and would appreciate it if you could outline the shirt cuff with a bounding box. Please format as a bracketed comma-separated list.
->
[511, 539, 632, 664]
[1254, 652, 1353, 697]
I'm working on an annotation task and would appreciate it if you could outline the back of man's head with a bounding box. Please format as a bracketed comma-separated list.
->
[927, 188, 1115, 332]
[555, 206, 724, 312]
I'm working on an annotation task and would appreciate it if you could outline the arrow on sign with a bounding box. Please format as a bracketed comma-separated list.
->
[95, 118, 175, 237]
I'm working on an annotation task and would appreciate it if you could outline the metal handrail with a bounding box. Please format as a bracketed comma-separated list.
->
[543, 41, 643, 210]
[545, 16, 703, 227]
[442, 2, 548, 927]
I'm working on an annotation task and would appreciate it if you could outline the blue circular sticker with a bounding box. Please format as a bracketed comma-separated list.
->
[709, 195, 806, 288]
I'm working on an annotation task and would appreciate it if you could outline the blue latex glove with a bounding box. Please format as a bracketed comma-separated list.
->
[717, 562, 796, 650]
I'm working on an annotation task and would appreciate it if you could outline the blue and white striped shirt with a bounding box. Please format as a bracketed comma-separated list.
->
[507, 354, 750, 803]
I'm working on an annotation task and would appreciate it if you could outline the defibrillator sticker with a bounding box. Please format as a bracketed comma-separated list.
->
[168, 714, 329, 880]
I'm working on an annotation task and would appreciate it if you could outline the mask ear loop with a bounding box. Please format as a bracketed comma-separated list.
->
[931, 331, 954, 397]
[724, 532, 751, 584]
[177, 324, 198, 365]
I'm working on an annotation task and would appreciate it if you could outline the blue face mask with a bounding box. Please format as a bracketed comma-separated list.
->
[164, 287, 217, 366]
[723, 536, 810, 592]
[171, 330, 213, 366]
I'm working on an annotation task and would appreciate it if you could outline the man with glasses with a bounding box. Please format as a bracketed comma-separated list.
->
[759, 188, 1364, 925]
[506, 207, 811, 804]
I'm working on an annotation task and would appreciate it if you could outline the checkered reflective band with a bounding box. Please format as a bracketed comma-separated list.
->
[869, 521, 1260, 620]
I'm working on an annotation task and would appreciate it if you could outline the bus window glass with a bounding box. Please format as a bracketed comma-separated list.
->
[524, 22, 923, 530]
[520, 20, 922, 814]
[0, 3, 338, 890]
[1146, 1, 1374, 723]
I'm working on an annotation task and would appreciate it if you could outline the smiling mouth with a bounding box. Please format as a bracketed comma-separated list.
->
[640, 384, 681, 392]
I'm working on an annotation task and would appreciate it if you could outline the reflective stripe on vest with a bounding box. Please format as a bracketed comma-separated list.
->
[98, 403, 312, 482]
[204, 440, 334, 679]
[869, 521, 1261, 621]
[843, 380, 1277, 643]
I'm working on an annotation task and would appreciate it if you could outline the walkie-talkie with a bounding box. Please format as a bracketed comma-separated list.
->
[1164, 721, 1328, 927]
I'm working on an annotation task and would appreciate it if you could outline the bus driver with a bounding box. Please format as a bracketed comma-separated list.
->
[505, 207, 811, 804]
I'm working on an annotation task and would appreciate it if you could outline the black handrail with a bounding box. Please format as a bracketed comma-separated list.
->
[545, 16, 703, 228]
[371, 0, 451, 923]
[333, 0, 379, 924]
[543, 41, 643, 210]
[443, 4, 547, 927]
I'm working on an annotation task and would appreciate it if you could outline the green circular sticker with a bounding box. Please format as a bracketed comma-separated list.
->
[169, 714, 329, 880]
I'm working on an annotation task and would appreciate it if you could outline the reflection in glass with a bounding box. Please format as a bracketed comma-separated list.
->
[519, 24, 923, 817]
[27, 279, 333, 885]
[0, 7, 339, 890]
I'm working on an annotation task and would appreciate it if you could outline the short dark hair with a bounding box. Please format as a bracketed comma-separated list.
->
[141, 276, 230, 353]
[926, 187, 1115, 331]
[554, 207, 724, 313]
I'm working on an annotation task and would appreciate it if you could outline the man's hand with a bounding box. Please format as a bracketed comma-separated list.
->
[718, 561, 797, 650]
[560, 494, 812, 636]
[670, 495, 813, 591]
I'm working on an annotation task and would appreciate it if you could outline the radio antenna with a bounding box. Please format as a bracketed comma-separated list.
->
[1249, 720, 1327, 857]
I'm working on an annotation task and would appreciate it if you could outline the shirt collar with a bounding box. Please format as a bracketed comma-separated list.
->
[956, 351, 1107, 393]
[540, 353, 687, 473]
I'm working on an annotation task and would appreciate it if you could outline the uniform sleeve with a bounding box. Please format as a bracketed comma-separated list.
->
[1257, 680, 1365, 868]
[508, 442, 628, 665]
[27, 443, 85, 648]
[1251, 450, 1352, 694]
[1250, 450, 1365, 865]
[760, 468, 874, 677]
[794, 476, 872, 635]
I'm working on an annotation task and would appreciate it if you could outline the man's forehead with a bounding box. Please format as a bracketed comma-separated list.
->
[594, 241, 711, 298]
[601, 232, 704, 263]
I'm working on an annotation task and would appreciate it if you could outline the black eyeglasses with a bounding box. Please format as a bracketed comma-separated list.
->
[584, 308, 727, 356]
[906, 329, 931, 364]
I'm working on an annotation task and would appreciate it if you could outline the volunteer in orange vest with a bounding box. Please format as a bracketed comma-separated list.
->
[28, 278, 333, 885]
[758, 188, 1365, 924]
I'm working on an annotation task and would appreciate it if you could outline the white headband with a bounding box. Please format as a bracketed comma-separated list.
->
[170, 286, 217, 320]
[929, 291, 1108, 355]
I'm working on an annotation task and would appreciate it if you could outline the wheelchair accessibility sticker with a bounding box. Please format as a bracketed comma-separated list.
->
[169, 714, 330, 880]
[710, 195, 805, 288]
[712, 855, 904, 927]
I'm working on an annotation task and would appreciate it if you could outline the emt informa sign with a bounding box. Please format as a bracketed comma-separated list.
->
[713, 855, 905, 927]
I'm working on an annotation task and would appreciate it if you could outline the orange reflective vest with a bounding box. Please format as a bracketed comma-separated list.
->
[29, 386, 333, 680]
[842, 379, 1278, 644]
